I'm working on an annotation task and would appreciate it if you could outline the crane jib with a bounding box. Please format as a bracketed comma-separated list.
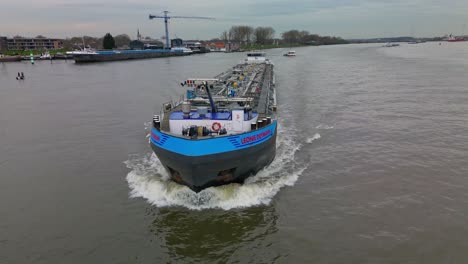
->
[148, 11, 214, 49]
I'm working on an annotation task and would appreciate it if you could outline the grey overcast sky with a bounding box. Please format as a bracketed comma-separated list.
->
[1, 0, 468, 39]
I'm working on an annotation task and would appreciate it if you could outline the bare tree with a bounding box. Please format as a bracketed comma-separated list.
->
[254, 27, 275, 44]
[241, 26, 254, 44]
[229, 25, 254, 44]
[281, 30, 300, 44]
[229, 26, 242, 42]
[220, 30, 229, 42]
[298, 31, 310, 43]
[113, 34, 131, 48]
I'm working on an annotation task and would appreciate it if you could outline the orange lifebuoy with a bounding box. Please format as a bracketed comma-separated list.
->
[212, 122, 222, 131]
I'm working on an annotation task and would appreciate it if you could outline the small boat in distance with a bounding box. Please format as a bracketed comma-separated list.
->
[66, 47, 97, 55]
[446, 34, 466, 42]
[408, 40, 425, 44]
[383, 42, 400, 47]
[283, 50, 296, 57]
[39, 52, 52, 60]
[52, 52, 73, 60]
[150, 52, 277, 192]
[170, 47, 193, 54]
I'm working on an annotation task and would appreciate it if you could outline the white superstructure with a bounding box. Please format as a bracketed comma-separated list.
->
[245, 52, 268, 64]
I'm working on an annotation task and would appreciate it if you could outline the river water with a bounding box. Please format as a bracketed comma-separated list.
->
[1, 43, 468, 263]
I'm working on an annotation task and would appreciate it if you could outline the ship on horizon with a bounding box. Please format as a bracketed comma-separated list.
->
[446, 34, 467, 42]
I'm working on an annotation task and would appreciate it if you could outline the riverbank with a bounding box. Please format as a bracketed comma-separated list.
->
[240, 42, 350, 51]
[1, 49, 70, 56]
[240, 43, 309, 51]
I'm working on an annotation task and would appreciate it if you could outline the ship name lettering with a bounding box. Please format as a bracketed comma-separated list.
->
[241, 129, 271, 144]
[152, 132, 160, 141]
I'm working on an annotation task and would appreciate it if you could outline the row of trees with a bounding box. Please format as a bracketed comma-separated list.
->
[221, 26, 275, 45]
[219, 26, 347, 46]
[282, 30, 348, 45]
[62, 34, 131, 50]
[62, 27, 346, 50]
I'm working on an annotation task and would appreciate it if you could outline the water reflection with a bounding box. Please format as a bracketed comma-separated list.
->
[147, 206, 279, 263]
[0, 62, 9, 76]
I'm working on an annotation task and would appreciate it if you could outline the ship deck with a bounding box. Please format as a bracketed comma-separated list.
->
[160, 62, 275, 132]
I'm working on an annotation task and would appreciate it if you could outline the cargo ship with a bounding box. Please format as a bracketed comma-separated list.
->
[69, 47, 192, 63]
[446, 34, 466, 42]
[150, 52, 277, 192]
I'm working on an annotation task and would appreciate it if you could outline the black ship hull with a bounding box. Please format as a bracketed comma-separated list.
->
[73, 50, 190, 63]
[150, 123, 277, 192]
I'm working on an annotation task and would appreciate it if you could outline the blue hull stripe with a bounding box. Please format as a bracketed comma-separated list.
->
[150, 121, 277, 156]
[95, 49, 178, 55]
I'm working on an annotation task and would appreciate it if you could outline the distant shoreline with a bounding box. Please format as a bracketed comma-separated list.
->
[240, 43, 346, 51]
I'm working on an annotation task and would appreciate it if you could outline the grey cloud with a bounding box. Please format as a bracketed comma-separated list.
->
[1, 0, 468, 39]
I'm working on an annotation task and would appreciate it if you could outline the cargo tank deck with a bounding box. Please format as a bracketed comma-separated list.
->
[159, 62, 275, 133]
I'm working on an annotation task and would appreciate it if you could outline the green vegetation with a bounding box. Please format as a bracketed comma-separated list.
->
[281, 30, 348, 45]
[103, 33, 116, 49]
[1, 49, 69, 56]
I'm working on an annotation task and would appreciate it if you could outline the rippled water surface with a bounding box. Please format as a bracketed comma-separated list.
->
[1, 42, 468, 263]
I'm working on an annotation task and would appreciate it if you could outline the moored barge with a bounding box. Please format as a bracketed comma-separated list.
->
[70, 48, 192, 63]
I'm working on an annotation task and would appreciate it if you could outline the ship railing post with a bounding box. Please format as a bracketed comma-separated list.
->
[257, 120, 263, 128]
[153, 115, 161, 130]
[251, 122, 257, 130]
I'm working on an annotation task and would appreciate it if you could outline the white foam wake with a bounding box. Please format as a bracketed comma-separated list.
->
[316, 124, 334, 130]
[306, 133, 321, 143]
[144, 121, 152, 139]
[125, 126, 307, 210]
